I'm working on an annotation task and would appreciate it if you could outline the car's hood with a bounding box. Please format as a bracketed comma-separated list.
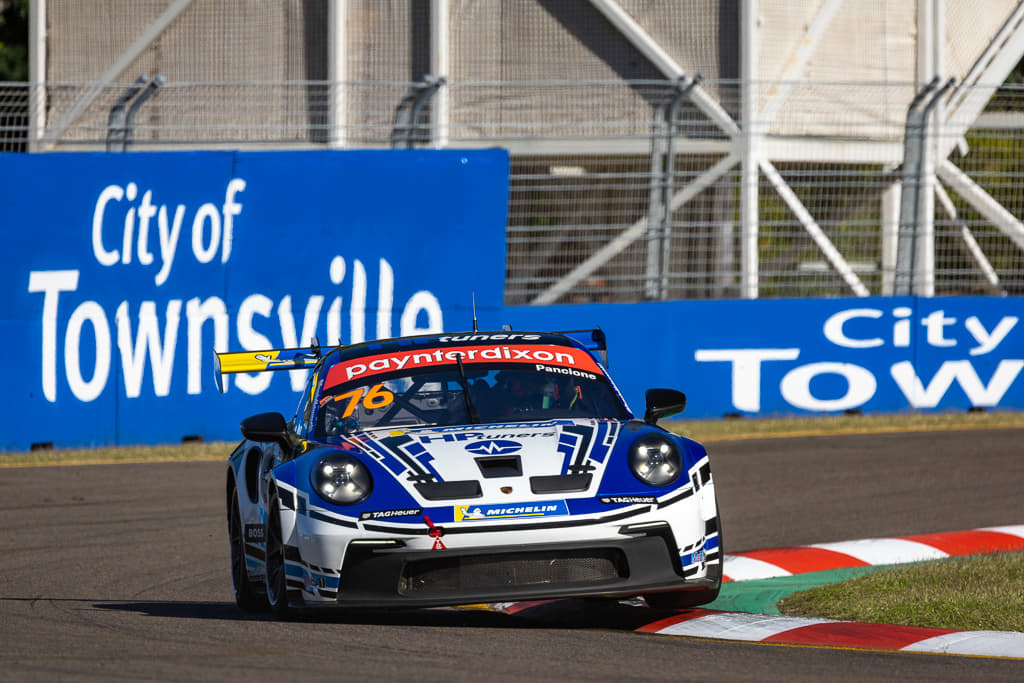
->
[349, 419, 630, 502]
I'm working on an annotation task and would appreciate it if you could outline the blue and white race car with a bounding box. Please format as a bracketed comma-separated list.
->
[218, 329, 721, 618]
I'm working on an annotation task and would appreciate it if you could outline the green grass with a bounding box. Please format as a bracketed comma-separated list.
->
[778, 552, 1024, 632]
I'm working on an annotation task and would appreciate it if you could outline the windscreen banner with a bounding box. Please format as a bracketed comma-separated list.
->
[506, 296, 1024, 419]
[2, 150, 509, 450]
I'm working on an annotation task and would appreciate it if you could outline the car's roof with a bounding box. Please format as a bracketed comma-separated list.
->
[327, 330, 584, 364]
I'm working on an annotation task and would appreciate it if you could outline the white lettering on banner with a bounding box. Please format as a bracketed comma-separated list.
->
[698, 305, 1022, 414]
[27, 270, 79, 402]
[965, 316, 1018, 356]
[27, 257, 445, 402]
[822, 308, 884, 348]
[779, 362, 877, 412]
[136, 190, 156, 266]
[65, 301, 111, 402]
[693, 348, 801, 412]
[116, 301, 182, 398]
[401, 290, 443, 336]
[350, 259, 366, 344]
[186, 297, 228, 395]
[191, 203, 221, 264]
[155, 204, 185, 286]
[120, 183, 137, 265]
[821, 307, 1018, 355]
[327, 256, 345, 346]
[890, 360, 1024, 408]
[377, 258, 393, 341]
[92, 186, 122, 266]
[91, 179, 245, 285]
[235, 294, 275, 395]
[278, 295, 325, 391]
[221, 178, 245, 263]
[922, 310, 957, 348]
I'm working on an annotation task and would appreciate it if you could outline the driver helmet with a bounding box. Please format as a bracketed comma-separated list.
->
[505, 372, 560, 409]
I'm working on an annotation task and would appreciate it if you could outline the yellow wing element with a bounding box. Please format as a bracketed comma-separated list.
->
[212, 347, 321, 393]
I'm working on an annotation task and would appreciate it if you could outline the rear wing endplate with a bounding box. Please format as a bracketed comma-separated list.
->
[558, 328, 608, 368]
[213, 347, 320, 393]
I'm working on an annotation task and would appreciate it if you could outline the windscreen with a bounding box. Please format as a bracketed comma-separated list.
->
[313, 343, 628, 437]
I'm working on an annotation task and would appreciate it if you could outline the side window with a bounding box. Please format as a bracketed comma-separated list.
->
[292, 368, 318, 439]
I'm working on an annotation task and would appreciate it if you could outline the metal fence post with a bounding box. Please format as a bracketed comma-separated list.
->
[106, 76, 148, 152]
[391, 75, 446, 149]
[895, 77, 953, 295]
[106, 75, 163, 152]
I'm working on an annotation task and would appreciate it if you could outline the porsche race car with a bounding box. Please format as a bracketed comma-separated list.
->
[217, 329, 721, 618]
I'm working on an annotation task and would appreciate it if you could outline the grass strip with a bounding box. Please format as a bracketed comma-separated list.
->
[0, 440, 233, 468]
[777, 552, 1024, 632]
[706, 566, 883, 615]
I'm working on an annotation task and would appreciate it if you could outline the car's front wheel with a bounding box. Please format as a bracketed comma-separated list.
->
[228, 489, 267, 611]
[264, 489, 300, 620]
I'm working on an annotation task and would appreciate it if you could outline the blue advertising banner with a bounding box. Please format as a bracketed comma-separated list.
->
[4, 149, 1021, 450]
[506, 296, 1024, 419]
[2, 150, 510, 450]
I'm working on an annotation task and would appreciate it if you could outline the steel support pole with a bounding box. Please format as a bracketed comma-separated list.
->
[915, 78, 954, 296]
[880, 174, 901, 295]
[28, 0, 46, 152]
[740, 0, 759, 299]
[327, 0, 347, 148]
[644, 104, 668, 300]
[938, 160, 1024, 252]
[430, 0, 450, 148]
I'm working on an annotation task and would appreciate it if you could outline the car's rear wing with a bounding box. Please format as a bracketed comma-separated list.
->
[558, 328, 608, 368]
[212, 346, 321, 393]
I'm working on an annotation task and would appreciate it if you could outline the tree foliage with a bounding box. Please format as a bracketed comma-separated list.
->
[0, 0, 29, 82]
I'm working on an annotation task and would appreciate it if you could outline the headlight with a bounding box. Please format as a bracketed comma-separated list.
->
[628, 434, 682, 487]
[310, 453, 373, 505]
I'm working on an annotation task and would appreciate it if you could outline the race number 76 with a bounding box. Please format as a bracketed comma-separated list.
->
[321, 384, 395, 418]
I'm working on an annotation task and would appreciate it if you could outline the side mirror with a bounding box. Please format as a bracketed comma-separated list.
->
[240, 411, 289, 443]
[644, 388, 686, 424]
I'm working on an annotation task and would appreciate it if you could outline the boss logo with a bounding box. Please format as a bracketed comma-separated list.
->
[244, 524, 265, 542]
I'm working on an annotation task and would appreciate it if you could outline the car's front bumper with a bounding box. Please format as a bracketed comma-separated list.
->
[276, 477, 721, 609]
[282, 523, 713, 609]
[338, 535, 711, 608]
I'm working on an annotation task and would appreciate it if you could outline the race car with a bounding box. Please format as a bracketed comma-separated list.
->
[217, 329, 721, 619]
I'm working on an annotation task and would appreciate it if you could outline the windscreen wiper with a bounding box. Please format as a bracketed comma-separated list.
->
[453, 354, 480, 424]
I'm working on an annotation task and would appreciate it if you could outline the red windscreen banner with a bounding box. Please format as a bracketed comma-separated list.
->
[324, 344, 602, 389]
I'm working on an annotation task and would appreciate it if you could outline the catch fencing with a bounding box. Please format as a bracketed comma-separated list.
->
[4, 78, 1024, 304]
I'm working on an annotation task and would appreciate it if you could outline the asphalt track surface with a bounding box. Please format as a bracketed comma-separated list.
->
[2, 428, 1023, 681]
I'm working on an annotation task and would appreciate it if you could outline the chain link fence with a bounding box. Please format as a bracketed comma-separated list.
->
[3, 78, 1024, 302]
[7, 0, 1024, 303]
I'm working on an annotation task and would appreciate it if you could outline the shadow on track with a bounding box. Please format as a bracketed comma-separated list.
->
[83, 596, 684, 629]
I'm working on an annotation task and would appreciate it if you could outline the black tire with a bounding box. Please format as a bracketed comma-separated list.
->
[228, 489, 268, 611]
[264, 490, 300, 620]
